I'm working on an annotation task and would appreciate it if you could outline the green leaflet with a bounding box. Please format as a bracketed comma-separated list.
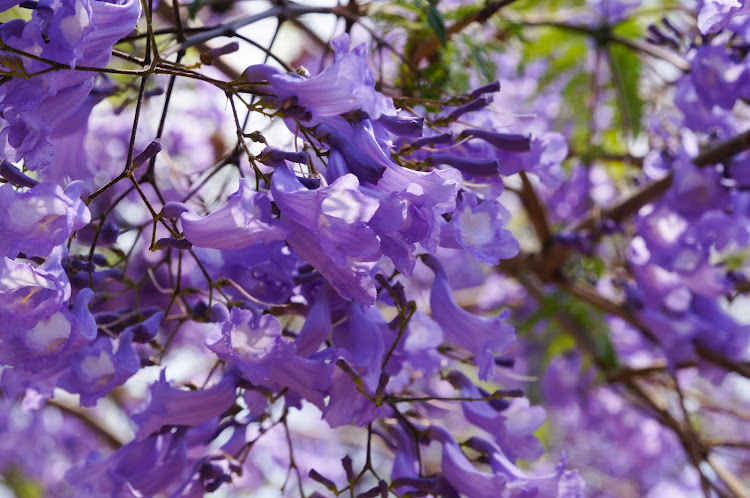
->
[426, 4, 448, 48]
[607, 43, 644, 137]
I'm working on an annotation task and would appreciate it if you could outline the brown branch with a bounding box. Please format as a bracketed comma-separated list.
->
[707, 457, 750, 498]
[508, 261, 739, 496]
[694, 128, 750, 167]
[694, 344, 750, 379]
[534, 126, 750, 280]
[161, 3, 336, 58]
[518, 171, 552, 245]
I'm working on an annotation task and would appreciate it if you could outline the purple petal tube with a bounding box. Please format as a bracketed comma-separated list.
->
[468, 81, 501, 99]
[132, 139, 163, 169]
[258, 146, 309, 165]
[426, 153, 502, 177]
[445, 95, 493, 122]
[315, 122, 387, 184]
[294, 286, 332, 357]
[177, 179, 289, 250]
[132, 370, 239, 440]
[427, 425, 509, 497]
[422, 255, 515, 379]
[265, 34, 393, 120]
[0, 160, 38, 188]
[377, 115, 424, 137]
[407, 132, 454, 151]
[458, 129, 531, 153]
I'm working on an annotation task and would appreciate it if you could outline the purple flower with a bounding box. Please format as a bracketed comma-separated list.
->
[269, 355, 333, 410]
[588, 0, 639, 25]
[285, 221, 378, 305]
[57, 329, 140, 406]
[316, 121, 389, 184]
[0, 247, 70, 333]
[132, 370, 239, 440]
[207, 308, 295, 385]
[193, 241, 299, 305]
[371, 166, 461, 275]
[398, 311, 444, 375]
[323, 363, 388, 427]
[332, 303, 386, 383]
[45, 88, 113, 186]
[272, 166, 381, 265]
[423, 255, 515, 380]
[66, 431, 194, 497]
[165, 179, 289, 250]
[427, 425, 509, 497]
[377, 114, 424, 137]
[262, 34, 393, 120]
[458, 129, 531, 153]
[499, 132, 567, 187]
[690, 44, 750, 110]
[0, 288, 96, 373]
[447, 371, 545, 462]
[440, 193, 519, 265]
[697, 0, 749, 33]
[0, 180, 90, 258]
[426, 153, 502, 177]
[294, 286, 332, 357]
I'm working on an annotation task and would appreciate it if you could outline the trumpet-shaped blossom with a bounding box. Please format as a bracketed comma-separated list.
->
[423, 255, 515, 380]
[371, 166, 461, 274]
[316, 122, 389, 184]
[272, 165, 380, 265]
[133, 370, 239, 440]
[165, 179, 289, 250]
[0, 180, 90, 258]
[447, 371, 545, 462]
[254, 34, 393, 121]
[0, 288, 96, 373]
[207, 308, 296, 385]
[440, 193, 519, 265]
[66, 430, 195, 497]
[57, 329, 140, 406]
[0, 247, 70, 333]
[698, 0, 749, 33]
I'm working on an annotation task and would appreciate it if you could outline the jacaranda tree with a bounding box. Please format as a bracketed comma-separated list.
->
[1, 0, 749, 496]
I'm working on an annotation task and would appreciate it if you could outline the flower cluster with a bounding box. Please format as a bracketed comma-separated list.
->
[0, 2, 582, 496]
[2, 0, 750, 495]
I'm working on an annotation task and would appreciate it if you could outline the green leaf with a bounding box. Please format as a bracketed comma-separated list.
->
[606, 43, 644, 136]
[188, 0, 206, 19]
[594, 333, 620, 370]
[467, 38, 497, 84]
[426, 4, 448, 47]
